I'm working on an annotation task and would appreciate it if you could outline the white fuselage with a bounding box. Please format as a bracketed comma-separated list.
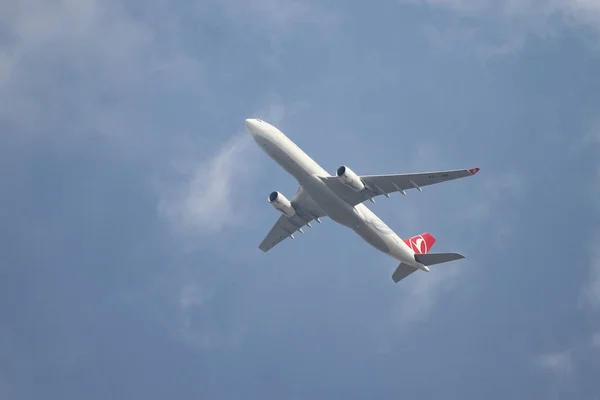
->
[246, 118, 428, 271]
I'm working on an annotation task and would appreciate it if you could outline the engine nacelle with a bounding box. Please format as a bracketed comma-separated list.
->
[336, 165, 365, 192]
[268, 191, 296, 217]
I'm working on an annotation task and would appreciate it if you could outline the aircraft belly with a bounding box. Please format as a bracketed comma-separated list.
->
[300, 175, 362, 229]
[353, 223, 391, 254]
[266, 145, 308, 180]
[354, 205, 416, 262]
[259, 136, 327, 180]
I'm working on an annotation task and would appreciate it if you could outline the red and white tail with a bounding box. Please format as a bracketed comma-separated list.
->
[403, 232, 436, 254]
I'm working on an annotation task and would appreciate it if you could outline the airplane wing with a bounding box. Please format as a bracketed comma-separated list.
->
[320, 168, 480, 207]
[259, 186, 326, 252]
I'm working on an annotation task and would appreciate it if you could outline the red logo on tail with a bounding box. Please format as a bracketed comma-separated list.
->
[403, 232, 436, 254]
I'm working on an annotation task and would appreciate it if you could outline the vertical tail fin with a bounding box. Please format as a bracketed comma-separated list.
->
[403, 232, 436, 254]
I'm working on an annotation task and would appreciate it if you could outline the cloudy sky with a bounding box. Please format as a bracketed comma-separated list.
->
[1, 0, 600, 398]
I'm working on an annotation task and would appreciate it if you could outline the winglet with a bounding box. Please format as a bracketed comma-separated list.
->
[468, 167, 480, 175]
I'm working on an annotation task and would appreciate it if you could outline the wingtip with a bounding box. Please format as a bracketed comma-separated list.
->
[468, 167, 480, 175]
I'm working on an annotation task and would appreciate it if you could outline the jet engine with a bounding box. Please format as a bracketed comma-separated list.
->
[336, 165, 365, 192]
[268, 191, 296, 217]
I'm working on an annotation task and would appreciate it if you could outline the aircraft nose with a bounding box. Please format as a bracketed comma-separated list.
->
[245, 118, 260, 135]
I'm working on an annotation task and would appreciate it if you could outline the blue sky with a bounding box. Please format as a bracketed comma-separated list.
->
[1, 0, 600, 398]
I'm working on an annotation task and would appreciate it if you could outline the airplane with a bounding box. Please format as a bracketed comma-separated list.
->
[245, 118, 480, 283]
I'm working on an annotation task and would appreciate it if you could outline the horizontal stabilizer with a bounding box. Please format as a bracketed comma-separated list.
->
[414, 252, 465, 266]
[392, 262, 418, 283]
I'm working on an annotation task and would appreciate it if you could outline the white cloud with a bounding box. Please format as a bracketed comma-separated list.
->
[0, 0, 325, 140]
[156, 96, 306, 236]
[153, 97, 309, 347]
[559, 0, 600, 28]
[396, 265, 463, 325]
[583, 233, 600, 308]
[217, 0, 337, 30]
[405, 0, 600, 23]
[402, 0, 600, 58]
[402, 0, 487, 14]
[0, 0, 322, 239]
[534, 350, 573, 374]
[461, 172, 521, 222]
[372, 260, 465, 354]
[371, 146, 518, 351]
[157, 133, 255, 234]
[133, 276, 249, 351]
[179, 283, 214, 310]
[537, 127, 600, 391]
[176, 283, 216, 349]
[581, 127, 600, 312]
[528, 125, 600, 394]
[0, 0, 204, 139]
